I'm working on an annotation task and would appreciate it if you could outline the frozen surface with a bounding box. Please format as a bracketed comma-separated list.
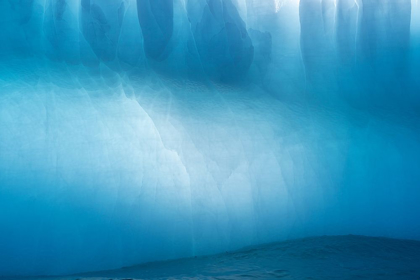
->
[14, 235, 420, 280]
[1, 0, 420, 277]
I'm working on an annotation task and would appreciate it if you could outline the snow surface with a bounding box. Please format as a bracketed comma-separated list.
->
[1, 0, 420, 277]
[16, 235, 420, 280]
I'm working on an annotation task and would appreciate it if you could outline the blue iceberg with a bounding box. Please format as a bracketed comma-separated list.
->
[0, 0, 420, 277]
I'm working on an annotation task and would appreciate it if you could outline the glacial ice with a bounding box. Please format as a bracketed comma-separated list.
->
[0, 0, 420, 277]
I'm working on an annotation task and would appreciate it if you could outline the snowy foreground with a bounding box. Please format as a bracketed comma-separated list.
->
[19, 235, 420, 280]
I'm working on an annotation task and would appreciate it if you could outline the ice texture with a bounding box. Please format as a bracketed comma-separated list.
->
[1, 0, 420, 277]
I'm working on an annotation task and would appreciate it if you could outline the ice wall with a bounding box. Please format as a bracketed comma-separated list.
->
[1, 0, 420, 276]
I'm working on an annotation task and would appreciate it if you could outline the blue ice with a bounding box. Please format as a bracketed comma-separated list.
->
[0, 0, 420, 276]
